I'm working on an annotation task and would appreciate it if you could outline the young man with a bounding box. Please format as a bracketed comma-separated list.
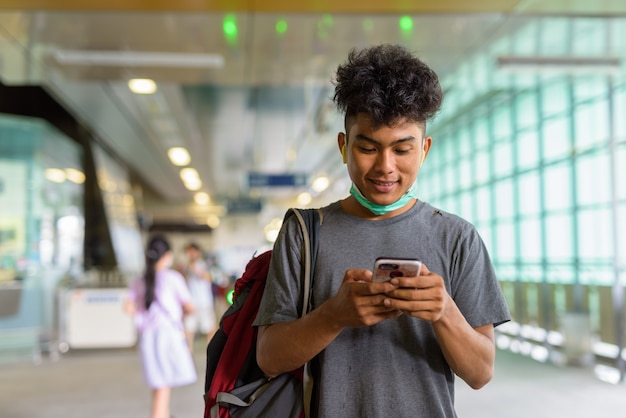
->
[254, 44, 510, 418]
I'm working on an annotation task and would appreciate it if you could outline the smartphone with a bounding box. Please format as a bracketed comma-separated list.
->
[372, 258, 422, 282]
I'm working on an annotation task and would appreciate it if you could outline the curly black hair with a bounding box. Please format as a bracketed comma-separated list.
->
[333, 44, 443, 130]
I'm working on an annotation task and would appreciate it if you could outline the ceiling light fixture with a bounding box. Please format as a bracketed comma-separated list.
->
[297, 192, 312, 206]
[45, 168, 66, 183]
[194, 192, 210, 205]
[183, 177, 202, 191]
[264, 218, 283, 243]
[53, 50, 225, 68]
[180, 167, 202, 191]
[180, 167, 199, 181]
[65, 168, 85, 184]
[167, 147, 191, 166]
[128, 78, 157, 94]
[206, 214, 221, 229]
[497, 55, 622, 75]
[311, 175, 330, 193]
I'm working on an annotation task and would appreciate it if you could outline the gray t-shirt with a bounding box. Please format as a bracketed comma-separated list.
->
[254, 201, 510, 418]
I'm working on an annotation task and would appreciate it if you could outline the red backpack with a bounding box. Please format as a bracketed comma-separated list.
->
[203, 208, 320, 418]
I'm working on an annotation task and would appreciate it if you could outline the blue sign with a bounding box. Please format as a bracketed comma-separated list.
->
[248, 172, 308, 188]
[227, 198, 263, 214]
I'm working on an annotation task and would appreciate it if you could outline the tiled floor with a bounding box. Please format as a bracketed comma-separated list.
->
[1, 341, 625, 418]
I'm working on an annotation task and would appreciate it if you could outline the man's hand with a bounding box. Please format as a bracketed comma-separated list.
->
[382, 263, 450, 323]
[324, 268, 403, 328]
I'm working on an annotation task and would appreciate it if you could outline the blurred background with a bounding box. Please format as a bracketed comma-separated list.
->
[0, 0, 626, 416]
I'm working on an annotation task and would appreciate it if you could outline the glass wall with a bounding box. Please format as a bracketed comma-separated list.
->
[421, 17, 625, 377]
[0, 113, 84, 361]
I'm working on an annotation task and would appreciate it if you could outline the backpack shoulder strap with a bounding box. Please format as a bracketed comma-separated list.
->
[285, 208, 321, 418]
[285, 208, 321, 316]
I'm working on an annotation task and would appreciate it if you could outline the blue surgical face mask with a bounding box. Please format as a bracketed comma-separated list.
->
[349, 182, 418, 216]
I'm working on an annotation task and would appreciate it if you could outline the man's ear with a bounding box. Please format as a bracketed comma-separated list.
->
[420, 136, 432, 167]
[338, 132, 347, 164]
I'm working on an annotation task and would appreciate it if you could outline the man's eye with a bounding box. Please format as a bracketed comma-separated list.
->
[359, 147, 376, 153]
[395, 148, 411, 154]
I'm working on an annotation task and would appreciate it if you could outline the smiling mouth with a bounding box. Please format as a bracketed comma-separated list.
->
[370, 179, 397, 186]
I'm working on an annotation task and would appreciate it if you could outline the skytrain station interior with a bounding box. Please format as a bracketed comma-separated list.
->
[1, 1, 626, 417]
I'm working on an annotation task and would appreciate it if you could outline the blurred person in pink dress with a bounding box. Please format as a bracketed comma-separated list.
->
[125, 235, 197, 418]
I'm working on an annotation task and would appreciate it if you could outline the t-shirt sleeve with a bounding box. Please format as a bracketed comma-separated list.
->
[450, 225, 511, 328]
[253, 215, 304, 327]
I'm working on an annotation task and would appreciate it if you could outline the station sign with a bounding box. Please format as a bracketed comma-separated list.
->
[226, 198, 263, 214]
[247, 172, 308, 188]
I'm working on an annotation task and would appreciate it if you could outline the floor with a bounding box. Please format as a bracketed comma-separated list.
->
[1, 341, 625, 418]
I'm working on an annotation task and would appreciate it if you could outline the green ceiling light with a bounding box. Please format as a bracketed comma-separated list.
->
[362, 18, 374, 32]
[317, 14, 334, 40]
[322, 14, 334, 27]
[223, 14, 238, 44]
[276, 19, 288, 35]
[399, 16, 414, 34]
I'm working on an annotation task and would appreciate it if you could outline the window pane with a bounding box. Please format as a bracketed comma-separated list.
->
[494, 140, 513, 178]
[572, 19, 606, 56]
[519, 217, 542, 260]
[517, 130, 539, 170]
[458, 190, 473, 222]
[545, 213, 573, 259]
[516, 91, 538, 130]
[458, 129, 471, 158]
[540, 19, 569, 54]
[473, 54, 491, 93]
[475, 149, 491, 184]
[419, 167, 437, 201]
[494, 179, 514, 220]
[574, 100, 609, 151]
[473, 118, 489, 149]
[578, 208, 613, 261]
[542, 78, 569, 117]
[445, 165, 456, 195]
[513, 21, 538, 54]
[573, 75, 608, 103]
[475, 186, 491, 223]
[618, 145, 626, 201]
[493, 106, 512, 140]
[459, 159, 472, 189]
[576, 152, 611, 206]
[615, 88, 626, 140]
[543, 117, 571, 162]
[518, 171, 541, 216]
[544, 163, 572, 212]
[495, 221, 516, 260]
[442, 137, 456, 164]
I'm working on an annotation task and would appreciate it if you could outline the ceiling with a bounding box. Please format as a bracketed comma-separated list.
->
[1, 0, 626, 228]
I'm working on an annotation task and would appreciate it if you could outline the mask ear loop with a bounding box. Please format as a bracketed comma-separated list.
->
[341, 144, 347, 164]
[420, 150, 426, 167]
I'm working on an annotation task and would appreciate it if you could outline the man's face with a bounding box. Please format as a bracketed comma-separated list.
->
[339, 113, 431, 207]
